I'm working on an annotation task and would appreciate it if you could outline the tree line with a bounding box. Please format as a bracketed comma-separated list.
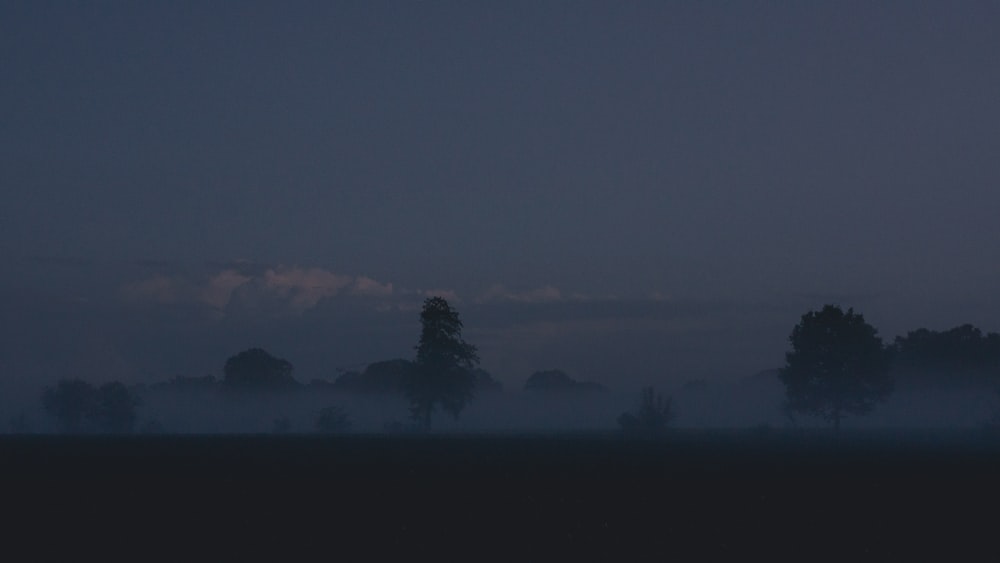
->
[27, 297, 1000, 435]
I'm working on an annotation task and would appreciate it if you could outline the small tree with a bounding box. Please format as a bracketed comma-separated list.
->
[779, 305, 892, 432]
[406, 296, 479, 431]
[618, 387, 673, 437]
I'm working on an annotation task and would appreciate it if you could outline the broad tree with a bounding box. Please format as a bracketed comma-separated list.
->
[779, 304, 892, 431]
[223, 348, 298, 391]
[406, 296, 479, 431]
[41, 379, 140, 433]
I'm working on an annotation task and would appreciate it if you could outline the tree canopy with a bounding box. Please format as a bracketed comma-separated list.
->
[406, 296, 479, 431]
[42, 379, 98, 433]
[333, 359, 416, 394]
[892, 324, 1000, 386]
[779, 305, 892, 431]
[223, 348, 298, 391]
[41, 379, 140, 433]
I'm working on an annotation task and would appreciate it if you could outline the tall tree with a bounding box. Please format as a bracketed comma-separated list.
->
[407, 296, 479, 431]
[780, 305, 892, 432]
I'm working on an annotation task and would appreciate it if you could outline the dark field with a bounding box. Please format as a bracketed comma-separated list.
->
[4, 431, 999, 558]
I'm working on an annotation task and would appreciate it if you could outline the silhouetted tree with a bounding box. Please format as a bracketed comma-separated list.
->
[41, 379, 140, 433]
[223, 348, 298, 391]
[406, 297, 479, 431]
[892, 324, 1000, 387]
[618, 387, 673, 437]
[334, 359, 416, 394]
[779, 305, 892, 432]
[42, 379, 98, 433]
[92, 381, 140, 433]
[316, 406, 351, 433]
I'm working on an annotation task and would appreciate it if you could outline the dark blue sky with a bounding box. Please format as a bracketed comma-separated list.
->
[3, 2, 1000, 389]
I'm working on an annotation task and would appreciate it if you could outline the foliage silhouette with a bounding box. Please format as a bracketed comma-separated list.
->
[779, 305, 892, 431]
[223, 348, 298, 391]
[406, 296, 479, 431]
[41, 379, 140, 433]
[618, 387, 673, 437]
[334, 359, 416, 394]
[42, 379, 98, 433]
[892, 324, 1000, 387]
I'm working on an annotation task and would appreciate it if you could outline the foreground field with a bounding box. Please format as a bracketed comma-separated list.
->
[3, 430, 998, 557]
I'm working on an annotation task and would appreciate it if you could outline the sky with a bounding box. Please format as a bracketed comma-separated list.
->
[3, 1, 1000, 392]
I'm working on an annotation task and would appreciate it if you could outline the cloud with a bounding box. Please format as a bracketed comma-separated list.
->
[201, 269, 252, 309]
[352, 276, 393, 297]
[121, 265, 395, 315]
[480, 284, 563, 303]
[263, 267, 354, 311]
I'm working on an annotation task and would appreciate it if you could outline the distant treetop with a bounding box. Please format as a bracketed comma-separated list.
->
[223, 348, 298, 391]
[334, 359, 416, 395]
[892, 324, 1000, 386]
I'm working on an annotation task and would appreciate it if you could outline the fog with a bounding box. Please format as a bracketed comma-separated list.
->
[6, 368, 999, 435]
